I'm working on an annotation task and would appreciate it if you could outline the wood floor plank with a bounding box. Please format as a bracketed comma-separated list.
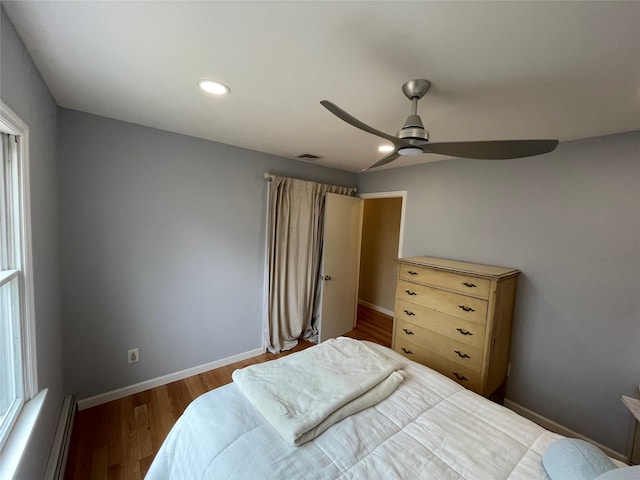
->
[149, 385, 174, 448]
[120, 395, 141, 480]
[184, 373, 207, 400]
[106, 401, 124, 468]
[123, 428, 141, 480]
[134, 404, 154, 459]
[90, 445, 108, 480]
[139, 454, 155, 478]
[166, 379, 194, 418]
[64, 326, 391, 479]
[353, 304, 393, 347]
[217, 364, 236, 384]
[90, 404, 110, 449]
[199, 368, 227, 391]
[132, 388, 153, 408]
[107, 464, 124, 480]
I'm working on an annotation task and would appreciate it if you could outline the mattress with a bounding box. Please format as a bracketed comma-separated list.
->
[145, 342, 561, 479]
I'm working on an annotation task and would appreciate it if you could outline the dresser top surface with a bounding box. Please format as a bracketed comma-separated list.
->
[396, 256, 520, 279]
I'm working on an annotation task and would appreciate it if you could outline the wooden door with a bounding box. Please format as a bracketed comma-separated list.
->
[318, 193, 363, 342]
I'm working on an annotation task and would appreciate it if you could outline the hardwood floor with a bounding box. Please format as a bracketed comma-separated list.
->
[348, 303, 393, 347]
[63, 306, 393, 480]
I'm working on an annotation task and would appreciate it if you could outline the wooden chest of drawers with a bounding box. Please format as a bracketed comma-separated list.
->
[392, 256, 520, 396]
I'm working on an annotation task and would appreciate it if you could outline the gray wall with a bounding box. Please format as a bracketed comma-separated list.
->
[357, 131, 640, 454]
[1, 7, 64, 479]
[57, 108, 356, 399]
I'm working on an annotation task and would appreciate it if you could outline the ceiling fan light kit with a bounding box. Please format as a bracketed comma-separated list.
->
[398, 147, 423, 157]
[321, 79, 558, 171]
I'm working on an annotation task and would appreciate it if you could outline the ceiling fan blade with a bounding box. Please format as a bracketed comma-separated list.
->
[363, 153, 400, 171]
[421, 139, 559, 160]
[320, 100, 409, 149]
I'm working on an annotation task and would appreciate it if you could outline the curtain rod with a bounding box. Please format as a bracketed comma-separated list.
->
[263, 172, 357, 192]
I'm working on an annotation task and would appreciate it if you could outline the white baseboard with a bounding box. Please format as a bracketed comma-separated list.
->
[358, 299, 394, 317]
[504, 399, 627, 463]
[45, 395, 76, 480]
[78, 347, 264, 411]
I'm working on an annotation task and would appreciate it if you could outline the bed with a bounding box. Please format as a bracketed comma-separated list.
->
[145, 339, 574, 479]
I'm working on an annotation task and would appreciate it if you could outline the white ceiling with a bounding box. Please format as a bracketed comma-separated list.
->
[3, 1, 640, 173]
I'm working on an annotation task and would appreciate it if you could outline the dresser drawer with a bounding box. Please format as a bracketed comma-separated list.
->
[396, 280, 488, 324]
[395, 300, 486, 348]
[399, 263, 491, 299]
[395, 322, 483, 372]
[394, 337, 483, 392]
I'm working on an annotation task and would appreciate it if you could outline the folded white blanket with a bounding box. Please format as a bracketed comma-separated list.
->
[232, 337, 406, 446]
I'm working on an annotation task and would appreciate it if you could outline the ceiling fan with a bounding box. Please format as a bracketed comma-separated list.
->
[321, 79, 558, 171]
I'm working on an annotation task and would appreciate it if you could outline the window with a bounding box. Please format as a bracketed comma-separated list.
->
[0, 101, 36, 452]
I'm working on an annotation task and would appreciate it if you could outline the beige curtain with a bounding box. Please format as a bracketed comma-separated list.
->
[265, 176, 356, 353]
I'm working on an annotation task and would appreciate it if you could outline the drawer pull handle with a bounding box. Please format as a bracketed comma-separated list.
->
[456, 328, 473, 336]
[403, 309, 415, 316]
[462, 282, 477, 288]
[454, 350, 471, 359]
[458, 305, 475, 312]
[405, 290, 417, 296]
[402, 328, 415, 335]
[453, 372, 469, 381]
[407, 270, 418, 275]
[401, 347, 413, 355]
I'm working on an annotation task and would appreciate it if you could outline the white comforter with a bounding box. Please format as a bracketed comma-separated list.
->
[146, 342, 560, 479]
[232, 337, 406, 446]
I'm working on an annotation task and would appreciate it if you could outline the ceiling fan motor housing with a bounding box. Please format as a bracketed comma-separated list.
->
[398, 114, 429, 141]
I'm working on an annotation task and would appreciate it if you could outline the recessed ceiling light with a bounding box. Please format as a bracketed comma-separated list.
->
[378, 144, 394, 152]
[198, 79, 230, 96]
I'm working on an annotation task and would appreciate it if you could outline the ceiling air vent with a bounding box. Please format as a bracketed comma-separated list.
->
[295, 153, 322, 160]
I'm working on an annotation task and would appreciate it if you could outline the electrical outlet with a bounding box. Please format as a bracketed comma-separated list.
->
[128, 348, 139, 364]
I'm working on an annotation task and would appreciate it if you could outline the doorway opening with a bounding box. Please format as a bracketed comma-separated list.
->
[353, 192, 406, 347]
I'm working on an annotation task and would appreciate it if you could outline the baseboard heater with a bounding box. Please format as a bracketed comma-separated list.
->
[45, 395, 77, 480]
